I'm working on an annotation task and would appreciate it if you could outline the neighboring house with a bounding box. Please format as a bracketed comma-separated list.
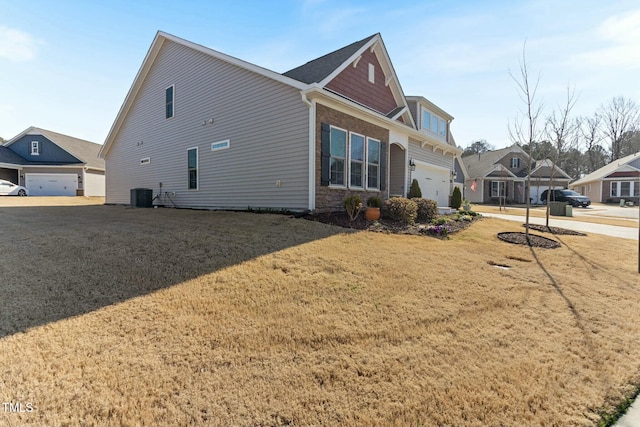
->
[462, 145, 571, 204]
[99, 31, 461, 211]
[1, 127, 105, 196]
[569, 151, 640, 204]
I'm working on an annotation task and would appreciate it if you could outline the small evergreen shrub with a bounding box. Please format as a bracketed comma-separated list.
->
[366, 195, 383, 208]
[431, 216, 452, 226]
[343, 195, 363, 221]
[412, 198, 438, 222]
[408, 179, 422, 199]
[382, 197, 418, 224]
[451, 186, 462, 209]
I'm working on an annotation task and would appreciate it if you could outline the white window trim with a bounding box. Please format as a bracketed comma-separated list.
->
[511, 157, 520, 168]
[329, 126, 348, 188]
[348, 132, 365, 189]
[366, 137, 381, 190]
[187, 146, 198, 191]
[140, 157, 150, 165]
[491, 181, 506, 198]
[166, 84, 175, 119]
[31, 141, 39, 155]
[368, 63, 375, 84]
[420, 106, 447, 140]
[211, 140, 230, 151]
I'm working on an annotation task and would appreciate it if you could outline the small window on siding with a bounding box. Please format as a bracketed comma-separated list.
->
[368, 63, 375, 84]
[187, 147, 198, 190]
[140, 157, 150, 165]
[166, 85, 174, 119]
[511, 157, 520, 168]
[31, 141, 39, 155]
[211, 140, 230, 151]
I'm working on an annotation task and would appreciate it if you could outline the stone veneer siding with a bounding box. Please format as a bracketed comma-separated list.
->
[315, 103, 389, 212]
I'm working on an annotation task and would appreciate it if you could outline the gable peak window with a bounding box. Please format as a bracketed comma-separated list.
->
[166, 85, 174, 119]
[511, 157, 520, 168]
[368, 63, 375, 84]
[31, 141, 39, 155]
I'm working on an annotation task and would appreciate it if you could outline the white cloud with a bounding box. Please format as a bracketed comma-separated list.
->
[0, 26, 40, 62]
[573, 9, 640, 69]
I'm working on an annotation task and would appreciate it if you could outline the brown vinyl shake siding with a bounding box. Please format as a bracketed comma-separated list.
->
[315, 103, 389, 211]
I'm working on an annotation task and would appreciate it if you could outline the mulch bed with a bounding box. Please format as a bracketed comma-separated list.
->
[524, 224, 587, 236]
[497, 232, 561, 249]
[302, 211, 479, 237]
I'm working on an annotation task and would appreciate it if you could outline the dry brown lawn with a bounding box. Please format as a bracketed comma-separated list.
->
[0, 200, 639, 426]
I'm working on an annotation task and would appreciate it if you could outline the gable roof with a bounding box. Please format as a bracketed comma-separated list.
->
[462, 145, 527, 178]
[571, 151, 640, 186]
[283, 35, 377, 84]
[100, 31, 308, 158]
[4, 126, 104, 170]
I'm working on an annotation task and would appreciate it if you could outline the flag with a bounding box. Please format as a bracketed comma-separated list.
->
[471, 180, 477, 192]
[517, 183, 523, 195]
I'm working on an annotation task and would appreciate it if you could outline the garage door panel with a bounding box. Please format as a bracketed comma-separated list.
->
[26, 174, 78, 196]
[413, 164, 449, 207]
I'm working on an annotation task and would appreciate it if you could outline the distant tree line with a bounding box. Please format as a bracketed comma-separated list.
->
[462, 95, 640, 180]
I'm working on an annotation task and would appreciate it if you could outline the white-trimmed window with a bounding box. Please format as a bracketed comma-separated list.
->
[211, 140, 230, 151]
[187, 147, 198, 190]
[367, 138, 380, 189]
[140, 157, 150, 165]
[368, 63, 375, 83]
[349, 133, 365, 188]
[31, 141, 39, 155]
[611, 181, 637, 197]
[491, 181, 505, 198]
[166, 85, 174, 119]
[511, 157, 520, 168]
[329, 127, 347, 186]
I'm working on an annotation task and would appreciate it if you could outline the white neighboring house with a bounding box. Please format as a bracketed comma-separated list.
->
[1, 127, 105, 196]
[100, 31, 461, 211]
[569, 151, 640, 204]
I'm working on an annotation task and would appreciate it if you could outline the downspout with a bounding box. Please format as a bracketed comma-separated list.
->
[301, 90, 315, 211]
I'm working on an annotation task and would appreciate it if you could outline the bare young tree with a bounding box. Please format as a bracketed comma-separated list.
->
[599, 96, 640, 161]
[579, 113, 606, 173]
[509, 42, 543, 241]
[544, 86, 579, 226]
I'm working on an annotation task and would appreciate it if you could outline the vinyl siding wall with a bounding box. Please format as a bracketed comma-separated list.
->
[106, 40, 309, 210]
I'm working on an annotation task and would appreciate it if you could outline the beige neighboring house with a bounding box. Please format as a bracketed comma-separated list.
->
[569, 151, 640, 204]
[1, 127, 105, 196]
[462, 145, 571, 204]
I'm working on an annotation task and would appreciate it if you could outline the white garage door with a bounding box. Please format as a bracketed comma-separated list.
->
[26, 174, 78, 196]
[413, 163, 450, 207]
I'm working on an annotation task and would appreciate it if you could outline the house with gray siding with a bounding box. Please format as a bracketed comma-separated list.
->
[100, 31, 461, 211]
[1, 127, 105, 196]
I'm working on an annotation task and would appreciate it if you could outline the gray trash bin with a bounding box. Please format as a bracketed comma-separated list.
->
[549, 201, 566, 216]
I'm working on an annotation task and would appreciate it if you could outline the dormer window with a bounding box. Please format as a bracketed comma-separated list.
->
[31, 141, 39, 155]
[511, 157, 520, 168]
[421, 108, 447, 140]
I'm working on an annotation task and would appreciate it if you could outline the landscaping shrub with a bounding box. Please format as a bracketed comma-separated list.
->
[382, 197, 418, 224]
[431, 216, 452, 226]
[412, 198, 438, 222]
[408, 179, 422, 199]
[367, 196, 383, 208]
[343, 195, 362, 221]
[451, 187, 462, 209]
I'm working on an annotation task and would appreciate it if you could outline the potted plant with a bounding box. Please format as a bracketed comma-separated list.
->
[462, 199, 472, 211]
[365, 196, 382, 221]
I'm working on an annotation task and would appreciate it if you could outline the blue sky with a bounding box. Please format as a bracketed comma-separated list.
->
[1, 0, 639, 149]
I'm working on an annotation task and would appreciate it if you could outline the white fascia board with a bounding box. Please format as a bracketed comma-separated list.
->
[4, 126, 38, 146]
[406, 96, 454, 121]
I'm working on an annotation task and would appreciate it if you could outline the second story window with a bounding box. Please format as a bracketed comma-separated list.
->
[31, 141, 39, 155]
[511, 157, 520, 168]
[166, 85, 174, 119]
[421, 107, 447, 140]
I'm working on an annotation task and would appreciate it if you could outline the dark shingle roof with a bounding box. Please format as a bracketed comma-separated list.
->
[0, 146, 27, 165]
[283, 34, 377, 84]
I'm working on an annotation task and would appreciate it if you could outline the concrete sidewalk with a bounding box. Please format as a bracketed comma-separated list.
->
[483, 213, 638, 240]
[615, 399, 640, 427]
